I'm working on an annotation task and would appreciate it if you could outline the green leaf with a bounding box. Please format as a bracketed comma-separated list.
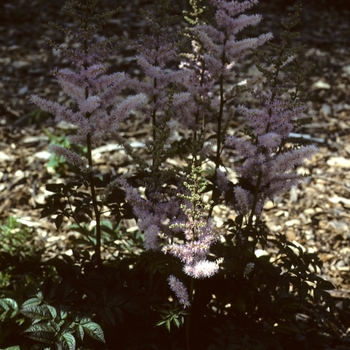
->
[77, 325, 84, 341]
[100, 219, 113, 229]
[102, 306, 116, 326]
[101, 224, 117, 236]
[21, 305, 52, 320]
[156, 320, 166, 327]
[21, 296, 42, 309]
[0, 298, 18, 318]
[26, 331, 53, 344]
[24, 323, 56, 334]
[81, 321, 105, 343]
[0, 298, 10, 312]
[61, 333, 76, 350]
[46, 183, 64, 193]
[45, 305, 58, 320]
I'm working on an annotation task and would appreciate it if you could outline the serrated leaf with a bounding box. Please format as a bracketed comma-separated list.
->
[102, 306, 115, 326]
[24, 323, 56, 334]
[82, 322, 105, 343]
[45, 305, 58, 320]
[59, 308, 68, 320]
[26, 331, 53, 344]
[0, 299, 10, 311]
[21, 305, 52, 320]
[21, 297, 41, 309]
[61, 333, 76, 350]
[78, 317, 91, 324]
[2, 298, 18, 318]
[77, 325, 84, 341]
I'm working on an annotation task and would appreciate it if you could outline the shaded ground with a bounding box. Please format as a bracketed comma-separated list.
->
[1, 0, 350, 341]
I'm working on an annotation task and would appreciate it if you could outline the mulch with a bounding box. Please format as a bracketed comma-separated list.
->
[1, 0, 350, 336]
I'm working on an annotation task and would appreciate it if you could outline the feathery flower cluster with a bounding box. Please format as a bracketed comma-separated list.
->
[163, 167, 221, 282]
[224, 95, 317, 215]
[180, 0, 272, 132]
[158, 0, 273, 306]
[164, 217, 221, 279]
[128, 1, 191, 145]
[31, 68, 146, 151]
[31, 4, 146, 166]
[221, 3, 317, 216]
[117, 177, 184, 250]
[220, 4, 314, 216]
[162, 168, 221, 306]
[168, 275, 191, 308]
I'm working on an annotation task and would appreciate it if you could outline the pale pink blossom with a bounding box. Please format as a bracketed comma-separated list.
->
[216, 168, 230, 194]
[144, 225, 159, 251]
[79, 95, 101, 114]
[234, 186, 251, 214]
[48, 145, 87, 169]
[184, 259, 220, 279]
[212, 0, 258, 18]
[258, 132, 281, 149]
[168, 275, 190, 308]
[30, 95, 76, 125]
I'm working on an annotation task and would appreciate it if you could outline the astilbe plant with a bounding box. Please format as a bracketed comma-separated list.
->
[120, 0, 274, 299]
[31, 0, 146, 265]
[222, 4, 317, 222]
[20, 0, 346, 349]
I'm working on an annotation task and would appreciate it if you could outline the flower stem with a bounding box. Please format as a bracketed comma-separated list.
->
[86, 133, 102, 266]
[185, 278, 194, 350]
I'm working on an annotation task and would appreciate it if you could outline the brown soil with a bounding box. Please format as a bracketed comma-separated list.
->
[1, 0, 350, 338]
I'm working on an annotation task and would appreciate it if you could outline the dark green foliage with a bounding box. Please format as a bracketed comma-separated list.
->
[0, 217, 53, 349]
[21, 291, 105, 349]
[155, 302, 188, 331]
[0, 217, 346, 349]
[37, 178, 134, 232]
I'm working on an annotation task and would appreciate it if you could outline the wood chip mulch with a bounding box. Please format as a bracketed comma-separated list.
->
[1, 0, 350, 336]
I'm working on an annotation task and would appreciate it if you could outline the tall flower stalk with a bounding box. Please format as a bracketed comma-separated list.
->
[223, 4, 316, 226]
[31, 0, 146, 265]
[128, 0, 190, 170]
[181, 0, 272, 168]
